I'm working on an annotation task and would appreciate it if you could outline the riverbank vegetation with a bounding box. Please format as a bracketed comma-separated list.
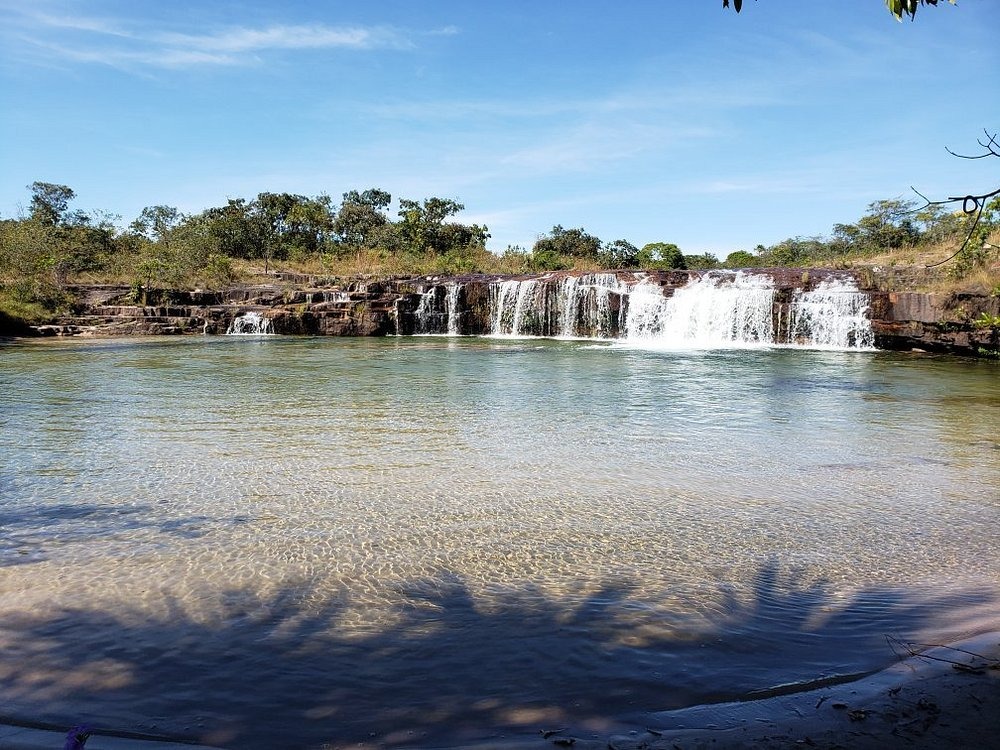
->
[1, 180, 998, 324]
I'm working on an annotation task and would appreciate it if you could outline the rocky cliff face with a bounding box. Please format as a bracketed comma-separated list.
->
[12, 270, 1000, 358]
[867, 290, 1000, 356]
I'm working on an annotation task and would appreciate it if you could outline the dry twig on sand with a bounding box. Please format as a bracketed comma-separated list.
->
[886, 635, 1000, 673]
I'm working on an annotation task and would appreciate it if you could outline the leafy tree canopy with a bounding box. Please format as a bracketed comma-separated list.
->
[532, 225, 603, 261]
[27, 182, 76, 227]
[640, 242, 686, 270]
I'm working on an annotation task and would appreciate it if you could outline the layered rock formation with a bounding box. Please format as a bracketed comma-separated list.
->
[9, 269, 999, 358]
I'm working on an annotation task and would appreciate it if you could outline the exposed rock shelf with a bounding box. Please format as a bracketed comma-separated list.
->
[10, 269, 999, 357]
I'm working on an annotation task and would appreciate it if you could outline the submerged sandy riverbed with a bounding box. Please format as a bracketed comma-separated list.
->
[1, 336, 998, 748]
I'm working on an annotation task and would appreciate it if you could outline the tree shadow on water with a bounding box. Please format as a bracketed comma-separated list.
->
[0, 561, 994, 749]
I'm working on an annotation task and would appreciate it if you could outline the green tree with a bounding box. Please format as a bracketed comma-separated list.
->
[10, 183, 116, 287]
[723, 250, 758, 268]
[333, 189, 392, 252]
[532, 225, 603, 265]
[856, 199, 920, 251]
[683, 252, 721, 270]
[948, 196, 1000, 277]
[0, 217, 67, 311]
[131, 205, 183, 244]
[600, 239, 640, 269]
[758, 237, 826, 266]
[27, 182, 76, 226]
[202, 199, 267, 263]
[253, 192, 334, 265]
[1, 185, 115, 312]
[639, 242, 686, 270]
[285, 193, 335, 259]
[396, 197, 467, 254]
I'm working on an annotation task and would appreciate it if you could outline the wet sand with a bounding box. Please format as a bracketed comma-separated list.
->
[0, 633, 997, 749]
[439, 632, 1000, 750]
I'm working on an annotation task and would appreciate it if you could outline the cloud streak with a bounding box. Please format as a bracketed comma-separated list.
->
[5, 7, 433, 70]
[157, 24, 414, 55]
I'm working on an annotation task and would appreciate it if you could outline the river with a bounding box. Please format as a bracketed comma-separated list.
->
[1, 335, 998, 748]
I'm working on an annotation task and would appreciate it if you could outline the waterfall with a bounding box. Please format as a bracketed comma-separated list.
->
[400, 271, 877, 349]
[446, 284, 461, 335]
[624, 272, 775, 346]
[558, 273, 628, 338]
[226, 311, 274, 335]
[489, 273, 627, 338]
[414, 287, 442, 334]
[491, 279, 547, 336]
[413, 283, 462, 335]
[789, 279, 875, 349]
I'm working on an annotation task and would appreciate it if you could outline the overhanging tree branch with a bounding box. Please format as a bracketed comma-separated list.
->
[946, 129, 1000, 160]
[911, 132, 1000, 268]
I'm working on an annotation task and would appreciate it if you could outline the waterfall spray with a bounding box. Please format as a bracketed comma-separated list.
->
[226, 312, 274, 335]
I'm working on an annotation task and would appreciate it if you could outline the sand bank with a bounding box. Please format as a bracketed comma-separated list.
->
[442, 632, 1000, 750]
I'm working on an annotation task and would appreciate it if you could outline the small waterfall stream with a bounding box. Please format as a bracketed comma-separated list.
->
[790, 280, 875, 349]
[226, 311, 274, 335]
[412, 283, 462, 335]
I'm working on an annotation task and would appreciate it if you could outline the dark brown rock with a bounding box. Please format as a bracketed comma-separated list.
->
[21, 270, 1000, 357]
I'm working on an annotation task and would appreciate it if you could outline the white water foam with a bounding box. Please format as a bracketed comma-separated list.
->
[491, 279, 546, 336]
[490, 274, 628, 338]
[226, 311, 274, 335]
[788, 279, 875, 350]
[624, 272, 775, 347]
[414, 287, 441, 335]
[412, 283, 464, 335]
[418, 272, 875, 350]
[445, 284, 461, 336]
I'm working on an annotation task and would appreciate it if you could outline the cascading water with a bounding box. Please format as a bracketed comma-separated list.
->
[558, 273, 628, 338]
[226, 311, 274, 335]
[789, 279, 875, 349]
[413, 284, 461, 335]
[490, 273, 627, 338]
[445, 284, 461, 336]
[406, 271, 876, 350]
[414, 287, 442, 334]
[624, 272, 776, 347]
[491, 279, 546, 336]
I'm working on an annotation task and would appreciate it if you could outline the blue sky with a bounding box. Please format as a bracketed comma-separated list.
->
[1, 0, 997, 256]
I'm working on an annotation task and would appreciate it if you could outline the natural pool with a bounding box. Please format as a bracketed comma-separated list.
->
[1, 336, 998, 748]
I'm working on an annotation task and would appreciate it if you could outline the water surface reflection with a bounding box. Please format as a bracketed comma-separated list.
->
[0, 337, 997, 748]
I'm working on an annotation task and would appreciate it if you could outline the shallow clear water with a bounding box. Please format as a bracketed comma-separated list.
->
[1, 336, 998, 748]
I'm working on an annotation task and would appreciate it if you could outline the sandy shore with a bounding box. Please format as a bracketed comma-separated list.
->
[440, 632, 1000, 750]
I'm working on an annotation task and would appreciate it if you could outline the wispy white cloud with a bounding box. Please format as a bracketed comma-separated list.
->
[28, 11, 132, 37]
[499, 122, 716, 174]
[30, 40, 242, 69]
[360, 85, 783, 122]
[157, 24, 413, 54]
[4, 7, 432, 70]
[427, 25, 460, 37]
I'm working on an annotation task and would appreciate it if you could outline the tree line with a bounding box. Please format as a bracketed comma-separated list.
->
[1, 181, 996, 322]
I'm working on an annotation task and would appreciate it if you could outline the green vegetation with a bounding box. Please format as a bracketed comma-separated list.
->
[2, 180, 998, 327]
[973, 312, 1000, 330]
